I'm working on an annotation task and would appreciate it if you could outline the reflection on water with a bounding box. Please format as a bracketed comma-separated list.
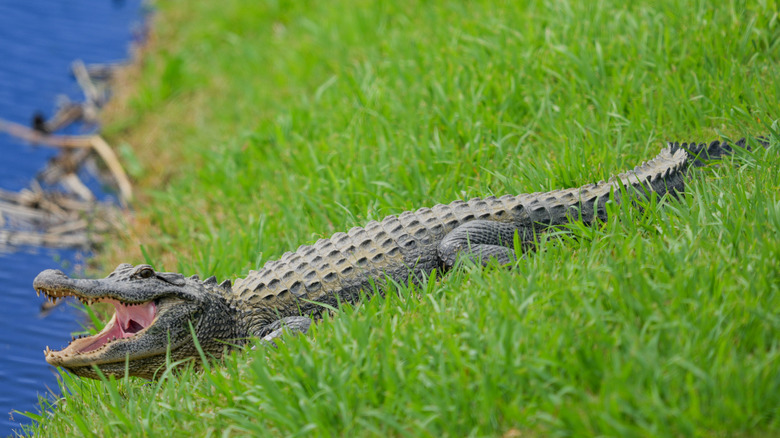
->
[0, 1, 143, 434]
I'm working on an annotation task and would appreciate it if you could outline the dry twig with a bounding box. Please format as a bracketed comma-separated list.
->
[0, 118, 133, 204]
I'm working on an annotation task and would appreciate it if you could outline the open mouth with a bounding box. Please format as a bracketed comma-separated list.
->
[39, 293, 158, 357]
[74, 299, 157, 353]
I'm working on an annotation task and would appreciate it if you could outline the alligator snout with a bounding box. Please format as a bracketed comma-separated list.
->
[33, 269, 73, 296]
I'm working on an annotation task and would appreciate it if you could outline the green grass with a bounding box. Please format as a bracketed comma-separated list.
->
[19, 0, 780, 436]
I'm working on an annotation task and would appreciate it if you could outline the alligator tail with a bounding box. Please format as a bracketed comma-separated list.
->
[668, 137, 770, 168]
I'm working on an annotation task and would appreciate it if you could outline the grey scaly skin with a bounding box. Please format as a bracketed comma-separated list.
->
[32, 137, 767, 379]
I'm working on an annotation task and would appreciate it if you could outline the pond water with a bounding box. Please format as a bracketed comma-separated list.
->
[0, 1, 144, 434]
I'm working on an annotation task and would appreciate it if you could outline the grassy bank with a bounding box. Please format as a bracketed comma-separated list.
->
[23, 0, 780, 436]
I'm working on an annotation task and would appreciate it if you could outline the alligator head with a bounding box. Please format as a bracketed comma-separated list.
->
[33, 263, 242, 379]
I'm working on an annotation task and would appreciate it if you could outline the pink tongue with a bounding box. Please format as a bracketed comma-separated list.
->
[79, 300, 157, 353]
[112, 300, 156, 335]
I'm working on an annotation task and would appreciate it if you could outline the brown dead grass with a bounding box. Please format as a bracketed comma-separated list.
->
[94, 16, 195, 271]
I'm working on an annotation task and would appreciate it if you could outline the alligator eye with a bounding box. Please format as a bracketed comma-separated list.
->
[137, 268, 154, 279]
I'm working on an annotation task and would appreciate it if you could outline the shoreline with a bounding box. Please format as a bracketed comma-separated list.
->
[0, 1, 148, 434]
[91, 12, 184, 270]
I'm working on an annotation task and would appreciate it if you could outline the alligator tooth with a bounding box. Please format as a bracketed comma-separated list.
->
[36, 289, 40, 297]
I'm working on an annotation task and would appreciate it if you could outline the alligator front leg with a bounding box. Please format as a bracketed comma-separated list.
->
[258, 316, 313, 345]
[437, 220, 530, 269]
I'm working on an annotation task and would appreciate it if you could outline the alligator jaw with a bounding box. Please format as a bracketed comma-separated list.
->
[33, 269, 160, 368]
[44, 299, 158, 367]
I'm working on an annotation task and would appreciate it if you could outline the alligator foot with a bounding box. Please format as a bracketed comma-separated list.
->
[437, 220, 529, 269]
[257, 316, 313, 347]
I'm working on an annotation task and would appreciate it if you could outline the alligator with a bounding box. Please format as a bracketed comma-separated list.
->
[33, 137, 769, 379]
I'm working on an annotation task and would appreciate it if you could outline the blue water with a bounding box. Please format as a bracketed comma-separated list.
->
[0, 1, 144, 434]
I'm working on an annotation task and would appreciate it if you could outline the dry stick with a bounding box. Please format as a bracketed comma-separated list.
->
[0, 188, 68, 221]
[40, 148, 92, 185]
[0, 200, 50, 221]
[61, 173, 95, 201]
[89, 136, 132, 205]
[0, 229, 93, 248]
[48, 219, 89, 235]
[72, 60, 102, 121]
[0, 118, 93, 147]
[85, 62, 126, 80]
[43, 103, 86, 133]
[72, 60, 101, 104]
[0, 118, 133, 204]
[1, 185, 109, 215]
